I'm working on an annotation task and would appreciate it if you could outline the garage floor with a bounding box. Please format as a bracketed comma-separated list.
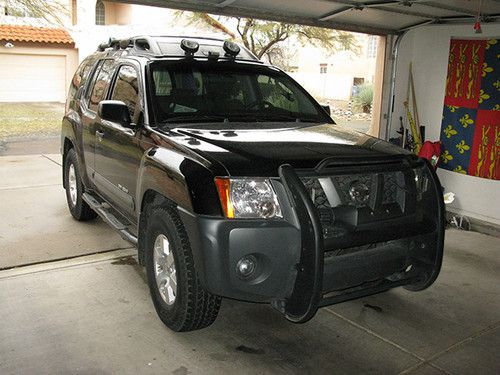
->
[1, 154, 499, 375]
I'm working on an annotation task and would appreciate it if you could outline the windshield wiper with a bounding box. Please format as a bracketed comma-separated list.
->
[160, 114, 229, 124]
[233, 113, 321, 123]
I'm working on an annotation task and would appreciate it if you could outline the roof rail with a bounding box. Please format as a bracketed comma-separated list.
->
[97, 37, 121, 51]
[98, 36, 164, 54]
[148, 35, 227, 43]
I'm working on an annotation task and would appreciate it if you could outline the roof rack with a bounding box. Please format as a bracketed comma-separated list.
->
[96, 35, 261, 62]
[97, 36, 165, 54]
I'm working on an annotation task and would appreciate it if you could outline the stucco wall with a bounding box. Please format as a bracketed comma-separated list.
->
[391, 24, 500, 225]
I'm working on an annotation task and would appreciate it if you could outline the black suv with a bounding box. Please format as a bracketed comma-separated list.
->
[62, 36, 444, 332]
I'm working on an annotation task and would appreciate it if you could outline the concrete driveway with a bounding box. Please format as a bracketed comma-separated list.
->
[0, 153, 499, 375]
[0, 153, 131, 269]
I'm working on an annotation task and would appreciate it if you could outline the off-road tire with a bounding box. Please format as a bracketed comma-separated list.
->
[64, 148, 97, 221]
[144, 204, 221, 332]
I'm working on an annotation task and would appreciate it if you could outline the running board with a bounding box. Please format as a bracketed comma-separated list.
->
[82, 192, 138, 246]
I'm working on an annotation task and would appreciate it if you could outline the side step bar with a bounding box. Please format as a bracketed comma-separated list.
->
[82, 193, 138, 246]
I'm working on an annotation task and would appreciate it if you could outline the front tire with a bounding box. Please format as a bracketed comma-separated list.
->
[64, 148, 97, 221]
[144, 204, 221, 332]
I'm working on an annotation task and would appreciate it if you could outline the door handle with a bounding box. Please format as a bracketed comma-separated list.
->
[96, 130, 104, 141]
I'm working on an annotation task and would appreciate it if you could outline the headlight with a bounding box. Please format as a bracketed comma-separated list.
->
[413, 167, 429, 200]
[215, 178, 282, 219]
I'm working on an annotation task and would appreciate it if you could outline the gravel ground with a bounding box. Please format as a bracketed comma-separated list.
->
[0, 102, 64, 140]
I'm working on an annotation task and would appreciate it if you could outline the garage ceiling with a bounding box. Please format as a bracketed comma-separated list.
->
[119, 0, 500, 34]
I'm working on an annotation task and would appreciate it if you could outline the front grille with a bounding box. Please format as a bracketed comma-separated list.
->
[302, 178, 330, 209]
[302, 171, 405, 209]
[301, 169, 410, 239]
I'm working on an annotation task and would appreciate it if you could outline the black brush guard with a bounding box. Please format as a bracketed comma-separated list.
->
[278, 157, 445, 323]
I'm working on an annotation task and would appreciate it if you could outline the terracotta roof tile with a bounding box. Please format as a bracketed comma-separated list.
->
[0, 24, 74, 45]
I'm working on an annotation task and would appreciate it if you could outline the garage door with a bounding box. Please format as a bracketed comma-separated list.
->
[0, 53, 66, 102]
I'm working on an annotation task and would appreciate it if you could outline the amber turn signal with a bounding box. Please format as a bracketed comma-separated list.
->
[215, 178, 234, 218]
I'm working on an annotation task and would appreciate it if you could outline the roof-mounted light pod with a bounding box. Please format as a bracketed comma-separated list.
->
[223, 40, 240, 57]
[119, 38, 132, 49]
[180, 39, 199, 56]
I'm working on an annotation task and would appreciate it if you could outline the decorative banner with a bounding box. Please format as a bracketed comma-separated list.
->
[439, 38, 499, 180]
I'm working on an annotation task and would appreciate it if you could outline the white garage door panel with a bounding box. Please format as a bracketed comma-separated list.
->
[0, 54, 66, 102]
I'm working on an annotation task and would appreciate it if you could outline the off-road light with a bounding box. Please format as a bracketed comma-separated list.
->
[223, 40, 240, 57]
[180, 39, 199, 55]
[236, 256, 256, 278]
[348, 180, 370, 204]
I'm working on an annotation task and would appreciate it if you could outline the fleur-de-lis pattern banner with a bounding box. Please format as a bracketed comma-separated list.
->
[440, 38, 499, 180]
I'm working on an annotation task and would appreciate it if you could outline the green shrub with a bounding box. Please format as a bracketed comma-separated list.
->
[353, 84, 374, 113]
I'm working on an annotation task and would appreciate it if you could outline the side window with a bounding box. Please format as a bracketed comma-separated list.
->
[111, 65, 140, 119]
[257, 75, 299, 112]
[83, 60, 103, 108]
[88, 60, 115, 112]
[68, 57, 95, 99]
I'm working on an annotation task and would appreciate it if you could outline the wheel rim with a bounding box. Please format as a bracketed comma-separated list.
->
[153, 234, 177, 305]
[68, 164, 77, 207]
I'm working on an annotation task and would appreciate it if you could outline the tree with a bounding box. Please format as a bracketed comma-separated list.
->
[181, 12, 359, 68]
[3, 0, 68, 25]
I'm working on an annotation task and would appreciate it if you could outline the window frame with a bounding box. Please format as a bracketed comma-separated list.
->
[367, 35, 378, 59]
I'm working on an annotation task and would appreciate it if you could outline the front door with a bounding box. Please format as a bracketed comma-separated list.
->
[94, 64, 143, 219]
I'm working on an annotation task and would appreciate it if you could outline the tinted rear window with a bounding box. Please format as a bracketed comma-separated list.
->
[68, 57, 97, 99]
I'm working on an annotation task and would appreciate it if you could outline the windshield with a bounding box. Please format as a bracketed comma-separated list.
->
[149, 61, 332, 127]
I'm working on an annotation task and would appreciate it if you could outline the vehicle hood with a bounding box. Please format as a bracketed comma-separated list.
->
[164, 123, 411, 176]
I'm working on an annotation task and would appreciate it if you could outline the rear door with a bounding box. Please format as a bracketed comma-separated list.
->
[93, 63, 144, 218]
[80, 59, 116, 184]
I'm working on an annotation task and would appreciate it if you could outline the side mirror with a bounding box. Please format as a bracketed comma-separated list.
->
[321, 104, 331, 116]
[98, 100, 132, 127]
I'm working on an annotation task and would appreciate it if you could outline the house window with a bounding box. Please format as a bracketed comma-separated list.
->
[367, 35, 377, 59]
[319, 64, 327, 74]
[95, 0, 105, 25]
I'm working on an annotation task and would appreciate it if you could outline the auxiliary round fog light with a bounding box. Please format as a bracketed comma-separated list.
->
[223, 40, 240, 56]
[236, 256, 256, 279]
[180, 39, 199, 55]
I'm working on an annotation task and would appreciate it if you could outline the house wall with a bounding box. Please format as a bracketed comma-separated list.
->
[390, 24, 500, 225]
[70, 1, 188, 60]
[291, 35, 378, 101]
[103, 2, 132, 25]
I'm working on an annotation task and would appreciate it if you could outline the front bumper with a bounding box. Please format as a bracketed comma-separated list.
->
[179, 157, 444, 323]
[178, 209, 302, 303]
